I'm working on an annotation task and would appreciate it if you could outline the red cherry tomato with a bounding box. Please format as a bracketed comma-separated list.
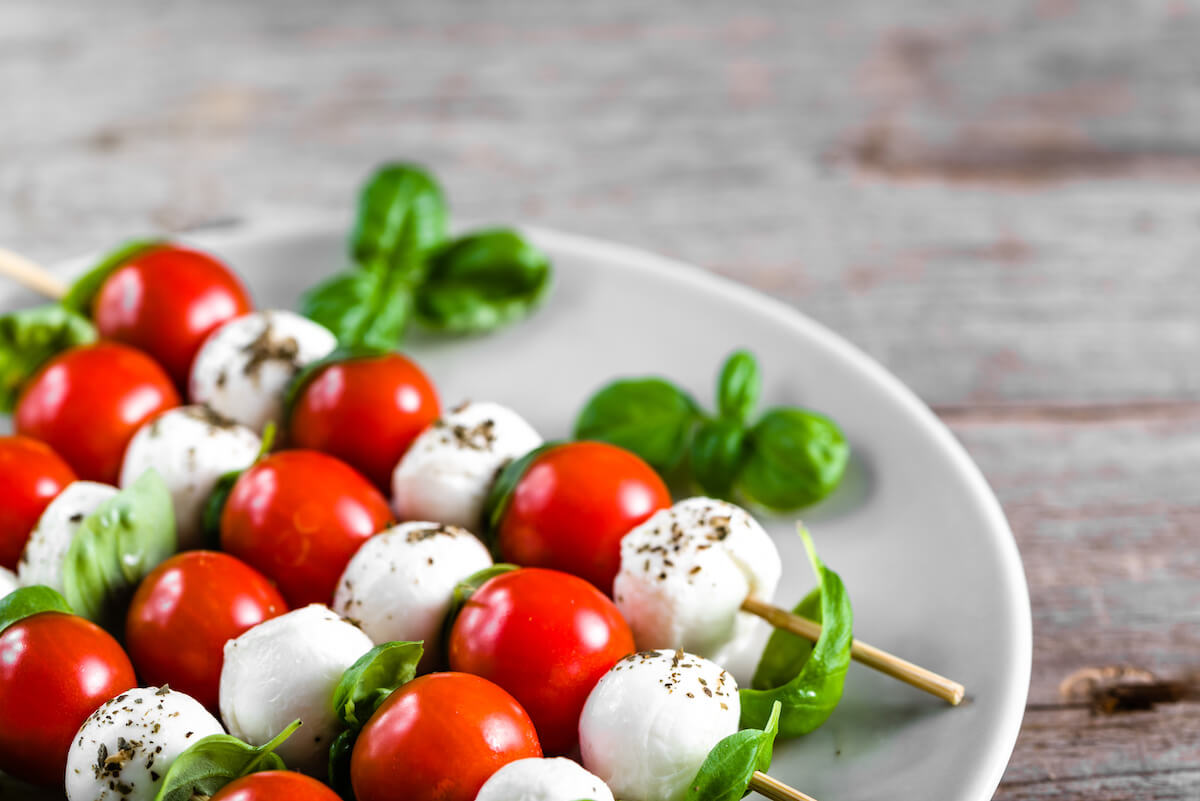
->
[125, 551, 286, 711]
[497, 441, 671, 593]
[0, 436, 75, 570]
[351, 672, 541, 801]
[449, 567, 635, 754]
[289, 353, 440, 490]
[15, 343, 180, 484]
[220, 450, 392, 608]
[0, 612, 136, 786]
[92, 244, 253, 387]
[210, 770, 342, 801]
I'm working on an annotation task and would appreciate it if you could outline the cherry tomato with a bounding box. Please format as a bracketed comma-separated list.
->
[0, 612, 136, 786]
[497, 441, 671, 593]
[125, 551, 286, 711]
[220, 450, 391, 608]
[210, 770, 342, 801]
[0, 436, 75, 570]
[289, 353, 440, 490]
[351, 672, 541, 801]
[92, 244, 253, 387]
[14, 343, 181, 484]
[449, 567, 634, 754]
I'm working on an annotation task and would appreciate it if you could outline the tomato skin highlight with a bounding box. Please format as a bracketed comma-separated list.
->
[92, 244, 253, 387]
[14, 343, 181, 484]
[350, 672, 542, 801]
[449, 567, 635, 754]
[210, 770, 342, 801]
[497, 441, 672, 593]
[289, 353, 440, 490]
[0, 612, 136, 787]
[220, 450, 392, 608]
[124, 551, 287, 711]
[0, 435, 75, 570]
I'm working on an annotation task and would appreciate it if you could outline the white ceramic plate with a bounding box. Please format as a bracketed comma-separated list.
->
[1, 219, 1030, 801]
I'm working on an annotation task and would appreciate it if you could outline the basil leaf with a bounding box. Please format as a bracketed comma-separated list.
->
[154, 720, 300, 801]
[686, 701, 781, 801]
[574, 379, 699, 473]
[332, 641, 424, 730]
[440, 563, 520, 648]
[0, 305, 97, 412]
[739, 408, 849, 510]
[689, 418, 747, 499]
[326, 728, 357, 801]
[351, 163, 447, 273]
[60, 239, 165, 314]
[415, 229, 552, 334]
[716, 350, 760, 425]
[482, 442, 560, 547]
[62, 469, 177, 628]
[739, 527, 852, 737]
[300, 267, 419, 350]
[0, 585, 72, 634]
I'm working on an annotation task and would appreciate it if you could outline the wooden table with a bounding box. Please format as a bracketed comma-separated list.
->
[3, 2, 1197, 798]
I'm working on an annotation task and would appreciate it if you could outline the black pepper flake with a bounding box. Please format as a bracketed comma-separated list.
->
[155, 686, 171, 696]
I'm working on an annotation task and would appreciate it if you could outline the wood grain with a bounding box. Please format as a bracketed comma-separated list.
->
[1, 1, 1197, 798]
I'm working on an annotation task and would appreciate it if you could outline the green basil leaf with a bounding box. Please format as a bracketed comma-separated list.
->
[300, 267, 418, 351]
[0, 305, 97, 412]
[333, 640, 424, 730]
[739, 408, 849, 510]
[689, 418, 747, 499]
[62, 469, 177, 628]
[351, 163, 447, 273]
[739, 527, 852, 737]
[0, 585, 72, 634]
[685, 701, 781, 801]
[60, 239, 166, 314]
[716, 350, 760, 425]
[415, 228, 552, 334]
[440, 563, 520, 649]
[154, 720, 300, 801]
[574, 379, 699, 473]
[326, 728, 357, 801]
[482, 442, 561, 547]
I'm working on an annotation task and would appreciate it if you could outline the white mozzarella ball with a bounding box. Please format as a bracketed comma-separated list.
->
[580, 649, 739, 801]
[332, 522, 491, 670]
[391, 401, 542, 531]
[119, 406, 261, 549]
[219, 604, 372, 775]
[0, 566, 17, 598]
[17, 481, 119, 592]
[614, 498, 782, 664]
[475, 757, 615, 801]
[188, 310, 336, 432]
[65, 686, 224, 801]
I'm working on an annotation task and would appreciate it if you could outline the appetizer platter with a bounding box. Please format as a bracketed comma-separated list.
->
[0, 164, 1031, 801]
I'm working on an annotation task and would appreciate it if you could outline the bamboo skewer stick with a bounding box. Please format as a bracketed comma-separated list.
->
[0, 247, 67, 299]
[749, 771, 819, 801]
[741, 596, 965, 705]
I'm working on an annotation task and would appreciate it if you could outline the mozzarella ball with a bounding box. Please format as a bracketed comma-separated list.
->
[580, 649, 739, 801]
[614, 498, 782, 664]
[65, 686, 224, 801]
[119, 406, 261, 550]
[332, 521, 491, 670]
[188, 310, 336, 432]
[219, 604, 372, 775]
[391, 401, 542, 531]
[17, 481, 119, 592]
[475, 757, 615, 801]
[0, 566, 17, 598]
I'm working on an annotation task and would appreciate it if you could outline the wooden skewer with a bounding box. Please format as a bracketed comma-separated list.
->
[749, 771, 819, 801]
[0, 247, 67, 299]
[741, 595, 965, 705]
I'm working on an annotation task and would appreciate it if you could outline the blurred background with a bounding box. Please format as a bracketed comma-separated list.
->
[3, 2, 1198, 799]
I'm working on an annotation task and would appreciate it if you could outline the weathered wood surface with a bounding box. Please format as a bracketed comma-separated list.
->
[2, 1, 1198, 798]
